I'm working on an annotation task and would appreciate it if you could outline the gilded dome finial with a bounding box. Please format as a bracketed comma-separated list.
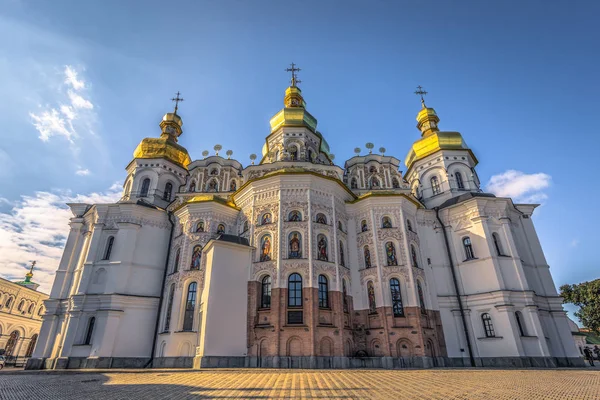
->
[25, 260, 35, 283]
[414, 85, 428, 108]
[286, 62, 302, 87]
[171, 91, 184, 115]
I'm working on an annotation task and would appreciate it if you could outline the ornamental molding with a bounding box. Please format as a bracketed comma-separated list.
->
[359, 268, 378, 283]
[252, 261, 277, 281]
[103, 215, 170, 230]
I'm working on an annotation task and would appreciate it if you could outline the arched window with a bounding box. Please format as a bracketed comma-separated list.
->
[260, 234, 272, 262]
[275, 150, 280, 161]
[84, 317, 95, 345]
[288, 210, 302, 222]
[385, 242, 398, 266]
[364, 245, 372, 268]
[370, 177, 380, 189]
[288, 232, 302, 258]
[210, 168, 218, 175]
[183, 282, 197, 331]
[140, 178, 150, 197]
[417, 280, 427, 314]
[163, 182, 173, 201]
[261, 276, 272, 309]
[392, 177, 400, 188]
[18, 300, 24, 312]
[28, 303, 34, 314]
[337, 221, 343, 231]
[25, 334, 38, 357]
[430, 176, 441, 195]
[411, 245, 419, 268]
[308, 149, 314, 161]
[190, 245, 202, 270]
[407, 219, 413, 232]
[230, 180, 237, 191]
[288, 273, 302, 307]
[173, 248, 180, 273]
[369, 166, 377, 174]
[482, 313, 495, 337]
[367, 281, 376, 313]
[261, 213, 272, 225]
[5, 296, 13, 308]
[217, 224, 225, 234]
[339, 241, 345, 267]
[382, 216, 392, 228]
[164, 284, 175, 331]
[207, 179, 219, 192]
[318, 275, 329, 308]
[455, 172, 465, 189]
[492, 233, 503, 256]
[103, 236, 114, 260]
[196, 221, 204, 232]
[189, 181, 196, 192]
[243, 221, 249, 232]
[316, 213, 327, 224]
[342, 279, 349, 313]
[361, 220, 368, 232]
[317, 234, 328, 261]
[38, 306, 44, 316]
[289, 146, 298, 161]
[5, 331, 19, 356]
[463, 237, 475, 260]
[351, 178, 358, 189]
[515, 311, 527, 336]
[390, 278, 404, 317]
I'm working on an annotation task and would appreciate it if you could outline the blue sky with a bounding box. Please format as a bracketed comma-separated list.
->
[0, 1, 598, 322]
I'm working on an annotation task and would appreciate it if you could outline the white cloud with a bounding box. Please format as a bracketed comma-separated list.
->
[0, 184, 122, 294]
[75, 168, 90, 176]
[29, 65, 95, 145]
[570, 238, 580, 248]
[485, 170, 552, 204]
[64, 65, 85, 90]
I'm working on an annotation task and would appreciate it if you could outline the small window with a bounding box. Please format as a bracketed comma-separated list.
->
[411, 245, 419, 268]
[370, 177, 380, 189]
[342, 280, 349, 313]
[163, 182, 173, 201]
[382, 216, 392, 228]
[38, 306, 44, 316]
[28, 303, 35, 314]
[350, 178, 358, 189]
[337, 221, 343, 231]
[289, 146, 298, 161]
[230, 180, 237, 191]
[288, 273, 303, 307]
[140, 178, 150, 197]
[18, 300, 25, 312]
[5, 297, 13, 308]
[367, 281, 376, 313]
[210, 168, 218, 175]
[164, 284, 175, 331]
[515, 311, 526, 336]
[338, 241, 345, 267]
[318, 275, 329, 308]
[243, 221, 249, 232]
[463, 237, 475, 260]
[456, 172, 465, 190]
[431, 176, 441, 195]
[207, 179, 219, 192]
[84, 317, 95, 345]
[417, 280, 427, 314]
[390, 278, 404, 317]
[261, 276, 272, 309]
[103, 236, 114, 260]
[189, 181, 196, 192]
[492, 233, 503, 256]
[482, 313, 495, 337]
[173, 248, 180, 273]
[361, 220, 368, 232]
[183, 282, 197, 331]
[392, 177, 400, 188]
[406, 219, 413, 232]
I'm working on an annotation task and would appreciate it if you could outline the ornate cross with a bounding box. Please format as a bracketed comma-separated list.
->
[171, 91, 184, 114]
[286, 63, 301, 87]
[414, 85, 428, 106]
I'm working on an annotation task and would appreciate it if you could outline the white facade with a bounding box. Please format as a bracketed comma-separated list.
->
[27, 83, 583, 369]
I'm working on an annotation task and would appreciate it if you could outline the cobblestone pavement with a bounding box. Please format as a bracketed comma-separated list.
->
[0, 368, 599, 399]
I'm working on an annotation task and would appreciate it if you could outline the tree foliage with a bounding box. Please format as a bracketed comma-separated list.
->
[560, 279, 600, 335]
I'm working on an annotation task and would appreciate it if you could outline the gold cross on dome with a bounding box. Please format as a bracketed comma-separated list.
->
[414, 85, 428, 107]
[286, 63, 301, 87]
[171, 91, 184, 114]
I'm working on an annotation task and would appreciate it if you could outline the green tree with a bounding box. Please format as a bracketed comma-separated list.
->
[560, 279, 600, 335]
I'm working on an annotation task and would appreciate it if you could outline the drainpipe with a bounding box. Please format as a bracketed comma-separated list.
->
[146, 211, 175, 368]
[435, 207, 476, 367]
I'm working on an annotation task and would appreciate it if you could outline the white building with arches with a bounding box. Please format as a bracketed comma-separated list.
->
[27, 77, 582, 370]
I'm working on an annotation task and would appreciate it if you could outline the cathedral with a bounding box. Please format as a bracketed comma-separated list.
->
[27, 68, 583, 370]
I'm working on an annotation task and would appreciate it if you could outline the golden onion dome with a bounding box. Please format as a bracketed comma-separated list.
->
[269, 86, 318, 133]
[133, 112, 191, 168]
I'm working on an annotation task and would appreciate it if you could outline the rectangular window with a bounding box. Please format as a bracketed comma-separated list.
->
[287, 310, 303, 325]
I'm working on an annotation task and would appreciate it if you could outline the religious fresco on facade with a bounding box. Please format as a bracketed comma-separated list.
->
[261, 213, 272, 225]
[288, 232, 302, 258]
[339, 241, 345, 266]
[189, 181, 196, 192]
[207, 179, 218, 192]
[417, 280, 426, 314]
[342, 280, 348, 313]
[230, 180, 236, 191]
[364, 245, 371, 268]
[316, 213, 327, 224]
[386, 242, 398, 266]
[173, 248, 180, 272]
[289, 210, 302, 222]
[243, 221, 249, 232]
[196, 221, 204, 232]
[190, 246, 202, 270]
[260, 235, 272, 262]
[317, 234, 328, 261]
[367, 281, 376, 313]
[217, 224, 225, 234]
[382, 216, 392, 228]
[411, 245, 419, 268]
[361, 220, 368, 232]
